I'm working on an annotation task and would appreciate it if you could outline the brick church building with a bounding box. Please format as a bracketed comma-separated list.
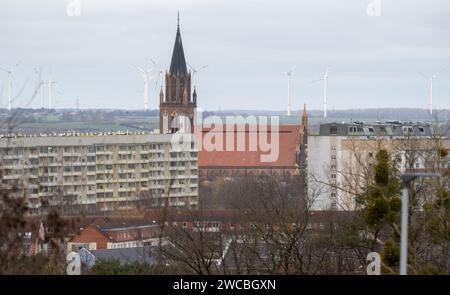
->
[158, 16, 308, 181]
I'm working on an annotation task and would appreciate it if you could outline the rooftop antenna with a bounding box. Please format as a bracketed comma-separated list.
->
[0, 62, 19, 111]
[281, 66, 296, 116]
[187, 63, 208, 89]
[76, 96, 79, 110]
[177, 11, 180, 28]
[134, 64, 155, 111]
[419, 71, 439, 116]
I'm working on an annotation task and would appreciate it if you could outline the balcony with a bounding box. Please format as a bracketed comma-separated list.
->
[27, 193, 39, 199]
[3, 174, 22, 180]
[2, 155, 22, 160]
[96, 150, 113, 155]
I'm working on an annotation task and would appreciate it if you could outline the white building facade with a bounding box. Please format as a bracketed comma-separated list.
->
[307, 121, 445, 210]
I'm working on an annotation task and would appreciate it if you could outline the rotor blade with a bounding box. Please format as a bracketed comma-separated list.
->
[431, 72, 440, 79]
[198, 65, 209, 71]
[186, 62, 195, 71]
[150, 59, 160, 67]
[310, 79, 323, 83]
[0, 67, 9, 73]
[133, 65, 146, 76]
[418, 71, 428, 79]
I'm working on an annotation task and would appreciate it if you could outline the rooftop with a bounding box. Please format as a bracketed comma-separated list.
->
[198, 125, 301, 168]
[318, 121, 435, 137]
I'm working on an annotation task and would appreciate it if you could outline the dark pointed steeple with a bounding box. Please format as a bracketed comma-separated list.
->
[169, 12, 188, 75]
[160, 13, 196, 134]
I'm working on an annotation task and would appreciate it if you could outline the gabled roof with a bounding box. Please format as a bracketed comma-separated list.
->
[169, 26, 188, 75]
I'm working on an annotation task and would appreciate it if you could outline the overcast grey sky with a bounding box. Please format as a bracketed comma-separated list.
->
[0, 0, 449, 111]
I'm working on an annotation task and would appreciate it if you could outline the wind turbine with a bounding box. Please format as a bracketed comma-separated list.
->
[419, 72, 439, 116]
[311, 66, 330, 118]
[148, 59, 165, 104]
[34, 66, 45, 108]
[187, 63, 208, 89]
[0, 63, 19, 111]
[150, 59, 163, 91]
[282, 66, 296, 116]
[134, 64, 155, 111]
[45, 75, 57, 109]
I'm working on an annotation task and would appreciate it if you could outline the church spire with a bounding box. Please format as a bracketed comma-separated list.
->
[301, 103, 308, 126]
[169, 13, 188, 75]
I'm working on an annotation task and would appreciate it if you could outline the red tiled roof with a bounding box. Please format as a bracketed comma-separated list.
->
[198, 125, 300, 168]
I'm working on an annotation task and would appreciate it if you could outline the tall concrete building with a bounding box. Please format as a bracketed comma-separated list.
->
[307, 121, 449, 210]
[0, 132, 198, 215]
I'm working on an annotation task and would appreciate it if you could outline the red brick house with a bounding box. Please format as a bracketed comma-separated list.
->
[67, 217, 161, 251]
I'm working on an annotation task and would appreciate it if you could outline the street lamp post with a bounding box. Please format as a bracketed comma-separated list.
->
[399, 173, 440, 275]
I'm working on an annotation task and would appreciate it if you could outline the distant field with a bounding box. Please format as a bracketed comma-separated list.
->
[1, 108, 446, 134]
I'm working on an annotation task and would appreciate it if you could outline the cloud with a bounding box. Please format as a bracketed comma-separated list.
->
[0, 0, 449, 110]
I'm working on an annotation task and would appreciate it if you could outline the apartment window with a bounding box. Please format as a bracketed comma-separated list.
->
[330, 126, 337, 135]
[331, 155, 336, 160]
[403, 126, 413, 134]
[331, 174, 336, 179]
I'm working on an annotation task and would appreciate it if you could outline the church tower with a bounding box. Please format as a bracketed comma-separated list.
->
[159, 14, 196, 134]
